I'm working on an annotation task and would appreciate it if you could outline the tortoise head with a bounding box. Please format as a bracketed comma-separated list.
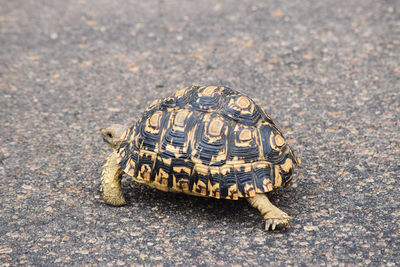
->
[101, 124, 126, 150]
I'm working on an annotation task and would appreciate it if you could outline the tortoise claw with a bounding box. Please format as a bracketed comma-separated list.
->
[272, 221, 277, 231]
[265, 217, 290, 231]
[265, 219, 272, 231]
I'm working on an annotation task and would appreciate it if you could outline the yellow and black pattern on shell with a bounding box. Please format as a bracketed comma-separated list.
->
[220, 94, 263, 126]
[189, 86, 223, 111]
[116, 86, 299, 199]
[191, 112, 228, 166]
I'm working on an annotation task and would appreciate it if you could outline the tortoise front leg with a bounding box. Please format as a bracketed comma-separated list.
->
[101, 151, 126, 206]
[247, 193, 290, 231]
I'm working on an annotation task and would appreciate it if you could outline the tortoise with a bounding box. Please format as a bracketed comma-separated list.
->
[101, 86, 300, 231]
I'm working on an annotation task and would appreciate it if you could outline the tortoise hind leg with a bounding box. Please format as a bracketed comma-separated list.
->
[247, 193, 290, 231]
[101, 151, 126, 206]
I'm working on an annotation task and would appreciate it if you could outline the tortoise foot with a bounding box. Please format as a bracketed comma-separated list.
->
[102, 151, 126, 206]
[264, 208, 290, 231]
[247, 193, 291, 231]
[102, 184, 126, 206]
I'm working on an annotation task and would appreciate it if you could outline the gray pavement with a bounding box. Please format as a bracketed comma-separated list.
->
[1, 0, 399, 265]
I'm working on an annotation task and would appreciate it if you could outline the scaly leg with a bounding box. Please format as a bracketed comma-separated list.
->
[101, 151, 126, 206]
[247, 193, 290, 231]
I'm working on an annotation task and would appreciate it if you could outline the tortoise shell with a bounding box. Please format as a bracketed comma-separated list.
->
[116, 86, 299, 199]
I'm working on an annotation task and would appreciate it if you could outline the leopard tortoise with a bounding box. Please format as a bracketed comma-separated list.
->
[101, 86, 300, 231]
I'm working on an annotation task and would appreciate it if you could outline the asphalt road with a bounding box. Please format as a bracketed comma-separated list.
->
[1, 0, 399, 265]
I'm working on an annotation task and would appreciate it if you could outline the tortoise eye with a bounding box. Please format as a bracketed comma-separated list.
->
[107, 133, 113, 138]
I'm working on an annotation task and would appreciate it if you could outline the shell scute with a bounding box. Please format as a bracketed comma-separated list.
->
[227, 125, 260, 163]
[159, 109, 196, 158]
[220, 94, 263, 126]
[189, 86, 223, 112]
[191, 113, 228, 166]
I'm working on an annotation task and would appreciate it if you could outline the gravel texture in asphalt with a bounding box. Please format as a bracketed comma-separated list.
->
[1, 0, 399, 265]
